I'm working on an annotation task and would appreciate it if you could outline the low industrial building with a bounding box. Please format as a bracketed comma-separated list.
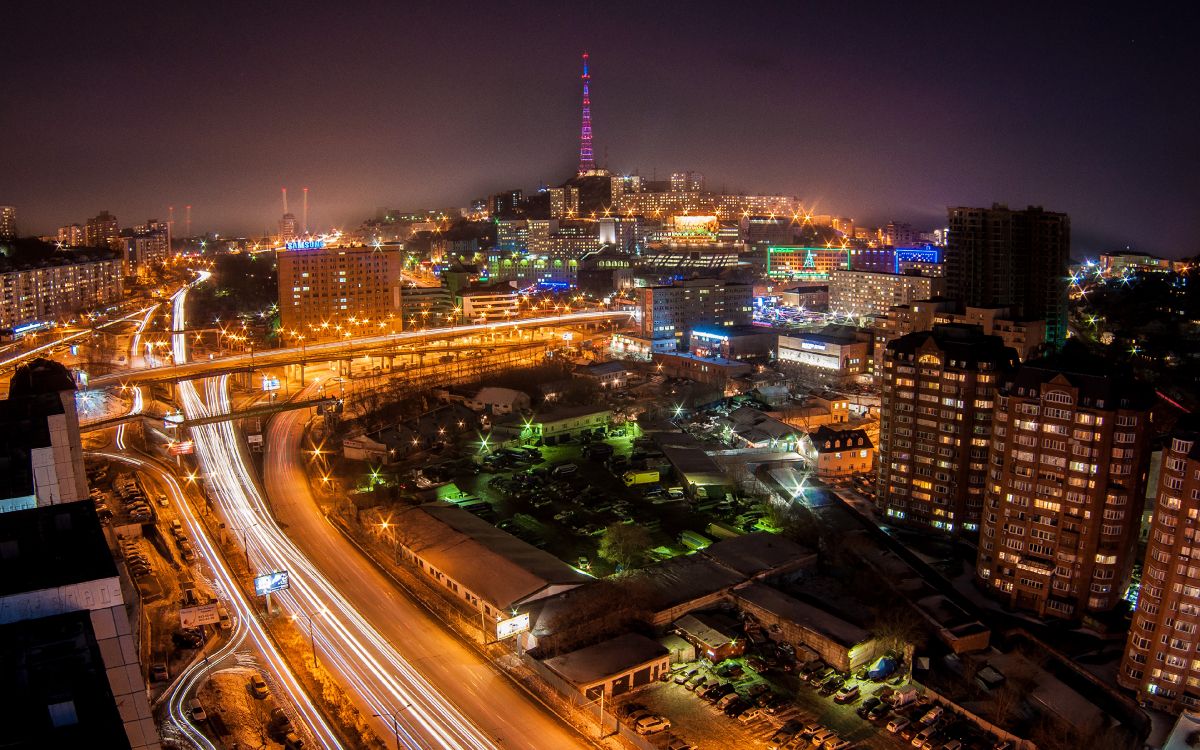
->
[542, 633, 670, 699]
[720, 405, 801, 451]
[733, 583, 881, 673]
[390, 504, 590, 637]
[465, 386, 531, 415]
[577, 361, 634, 389]
[673, 612, 745, 663]
[777, 326, 871, 384]
[495, 404, 612, 445]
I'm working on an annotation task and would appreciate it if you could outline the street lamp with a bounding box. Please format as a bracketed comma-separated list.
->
[373, 705, 413, 750]
[291, 608, 327, 668]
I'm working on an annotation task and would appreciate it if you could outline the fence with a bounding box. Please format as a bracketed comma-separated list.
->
[519, 652, 660, 750]
[920, 684, 1036, 750]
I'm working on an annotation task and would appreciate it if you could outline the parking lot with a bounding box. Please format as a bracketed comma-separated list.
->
[611, 655, 1004, 750]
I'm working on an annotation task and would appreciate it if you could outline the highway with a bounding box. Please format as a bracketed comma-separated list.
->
[90, 309, 632, 387]
[263, 386, 593, 750]
[0, 304, 159, 373]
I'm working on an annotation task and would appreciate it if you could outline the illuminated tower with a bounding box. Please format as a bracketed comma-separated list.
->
[577, 53, 595, 175]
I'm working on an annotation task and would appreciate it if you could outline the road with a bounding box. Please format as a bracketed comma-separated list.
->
[169, 281, 588, 749]
[0, 304, 159, 373]
[264, 393, 592, 750]
[90, 309, 632, 387]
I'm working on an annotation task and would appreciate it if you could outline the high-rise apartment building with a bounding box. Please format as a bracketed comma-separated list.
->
[279, 212, 298, 244]
[57, 224, 85, 246]
[548, 186, 580, 218]
[670, 171, 704, 193]
[635, 278, 753, 352]
[1120, 417, 1200, 711]
[0, 206, 16, 239]
[119, 220, 169, 276]
[277, 244, 402, 333]
[877, 324, 1018, 534]
[84, 211, 119, 249]
[945, 204, 1069, 347]
[976, 361, 1154, 619]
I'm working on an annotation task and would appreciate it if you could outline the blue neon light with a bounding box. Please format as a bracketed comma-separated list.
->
[285, 240, 326, 250]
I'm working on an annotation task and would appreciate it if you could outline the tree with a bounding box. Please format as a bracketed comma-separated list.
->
[597, 523, 652, 569]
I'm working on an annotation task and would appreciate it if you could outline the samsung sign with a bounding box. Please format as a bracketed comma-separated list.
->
[285, 240, 325, 251]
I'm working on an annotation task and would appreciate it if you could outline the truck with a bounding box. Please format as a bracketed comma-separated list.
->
[889, 687, 919, 708]
[623, 469, 660, 486]
[680, 530, 713, 550]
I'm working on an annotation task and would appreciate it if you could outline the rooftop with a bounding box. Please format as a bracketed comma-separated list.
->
[0, 501, 117, 599]
[809, 426, 873, 453]
[735, 583, 871, 648]
[543, 633, 668, 686]
[674, 612, 740, 647]
[699, 532, 814, 579]
[395, 504, 589, 610]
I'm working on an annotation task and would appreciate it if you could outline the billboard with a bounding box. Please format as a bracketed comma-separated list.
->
[168, 440, 195, 456]
[254, 570, 290, 596]
[495, 613, 530, 640]
[180, 603, 220, 628]
[262, 376, 281, 392]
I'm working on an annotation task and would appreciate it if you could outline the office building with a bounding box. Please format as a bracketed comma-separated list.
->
[459, 283, 520, 322]
[489, 189, 524, 217]
[597, 216, 639, 252]
[876, 324, 1018, 534]
[0, 205, 16, 239]
[740, 215, 796, 247]
[670, 171, 705, 193]
[635, 278, 753, 352]
[829, 269, 945, 316]
[277, 244, 403, 333]
[1120, 417, 1200, 711]
[945, 204, 1070, 347]
[84, 211, 119, 249]
[0, 359, 159, 748]
[976, 361, 1154, 619]
[778, 326, 871, 385]
[764, 246, 851, 280]
[0, 249, 123, 329]
[398, 285, 453, 331]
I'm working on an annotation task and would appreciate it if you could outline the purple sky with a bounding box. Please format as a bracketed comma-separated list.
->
[3, 2, 1197, 257]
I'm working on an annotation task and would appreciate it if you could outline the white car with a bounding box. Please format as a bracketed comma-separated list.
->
[887, 717, 910, 733]
[635, 715, 671, 735]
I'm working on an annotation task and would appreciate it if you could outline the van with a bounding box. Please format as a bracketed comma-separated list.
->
[217, 604, 231, 630]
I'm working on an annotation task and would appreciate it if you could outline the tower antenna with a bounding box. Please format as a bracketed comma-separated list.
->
[185, 205, 191, 238]
[282, 187, 289, 214]
[302, 187, 309, 235]
[577, 53, 595, 175]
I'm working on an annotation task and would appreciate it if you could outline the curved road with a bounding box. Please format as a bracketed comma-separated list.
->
[264, 398, 591, 750]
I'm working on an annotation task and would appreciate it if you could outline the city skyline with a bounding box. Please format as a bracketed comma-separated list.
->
[3, 3, 1196, 256]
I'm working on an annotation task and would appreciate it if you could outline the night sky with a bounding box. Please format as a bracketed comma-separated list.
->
[3, 2, 1197, 256]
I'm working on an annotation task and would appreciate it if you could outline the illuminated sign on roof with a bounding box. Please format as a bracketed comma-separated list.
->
[285, 240, 326, 251]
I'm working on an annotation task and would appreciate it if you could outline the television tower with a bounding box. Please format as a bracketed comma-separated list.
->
[577, 53, 595, 175]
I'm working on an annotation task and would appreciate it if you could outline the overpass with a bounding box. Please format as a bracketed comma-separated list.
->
[0, 306, 159, 374]
[80, 395, 339, 433]
[88, 309, 632, 388]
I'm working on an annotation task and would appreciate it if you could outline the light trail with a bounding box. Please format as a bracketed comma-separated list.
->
[0, 306, 159, 372]
[130, 303, 160, 368]
[91, 450, 341, 749]
[114, 386, 142, 451]
[170, 282, 501, 749]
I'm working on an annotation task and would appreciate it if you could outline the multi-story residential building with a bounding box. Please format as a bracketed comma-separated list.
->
[977, 361, 1154, 620]
[872, 300, 1046, 375]
[489, 189, 524, 217]
[945, 204, 1069, 347]
[57, 224, 85, 246]
[277, 243, 403, 333]
[548, 186, 580, 218]
[1098, 252, 1171, 278]
[740, 215, 797, 247]
[0, 250, 123, 329]
[279, 212, 298, 244]
[84, 211, 119, 249]
[829, 269, 946, 316]
[1120, 417, 1200, 711]
[118, 220, 170, 276]
[398, 285, 454, 331]
[597, 216, 640, 253]
[877, 324, 1018, 534]
[670, 171, 705, 193]
[0, 205, 16, 238]
[635, 278, 753, 352]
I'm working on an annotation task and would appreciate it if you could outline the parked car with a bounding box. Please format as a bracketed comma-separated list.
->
[919, 706, 943, 725]
[634, 715, 671, 735]
[150, 663, 169, 682]
[824, 739, 852, 750]
[675, 668, 699, 685]
[737, 706, 763, 723]
[249, 673, 270, 699]
[888, 717, 911, 734]
[809, 728, 837, 746]
[834, 684, 860, 704]
[187, 698, 207, 722]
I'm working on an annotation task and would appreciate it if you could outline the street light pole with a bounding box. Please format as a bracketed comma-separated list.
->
[373, 705, 412, 750]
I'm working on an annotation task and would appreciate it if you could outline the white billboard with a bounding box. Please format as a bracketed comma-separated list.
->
[496, 613, 529, 640]
[180, 603, 220, 628]
[254, 570, 290, 596]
